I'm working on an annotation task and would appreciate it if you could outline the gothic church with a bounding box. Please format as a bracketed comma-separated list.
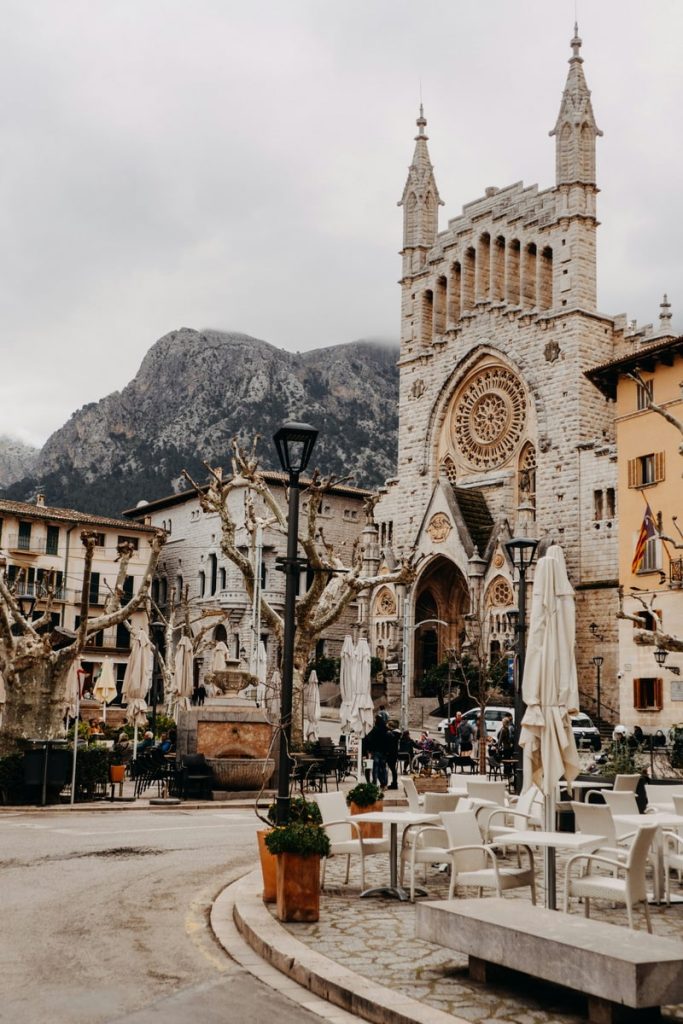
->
[366, 27, 662, 722]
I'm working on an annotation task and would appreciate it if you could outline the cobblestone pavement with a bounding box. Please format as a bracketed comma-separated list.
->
[276, 844, 683, 1023]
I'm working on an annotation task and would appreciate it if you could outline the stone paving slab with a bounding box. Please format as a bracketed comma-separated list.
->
[273, 848, 683, 1023]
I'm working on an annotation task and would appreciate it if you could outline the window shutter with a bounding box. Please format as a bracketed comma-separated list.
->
[628, 458, 638, 488]
[633, 678, 641, 709]
[654, 451, 665, 483]
[655, 678, 663, 711]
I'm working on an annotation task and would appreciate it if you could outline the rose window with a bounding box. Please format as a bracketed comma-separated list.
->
[452, 366, 526, 470]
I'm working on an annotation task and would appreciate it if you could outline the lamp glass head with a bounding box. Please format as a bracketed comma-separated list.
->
[273, 422, 318, 476]
[654, 648, 668, 666]
[504, 537, 539, 573]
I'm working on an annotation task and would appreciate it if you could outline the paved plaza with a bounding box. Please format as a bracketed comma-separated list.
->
[272, 845, 683, 1023]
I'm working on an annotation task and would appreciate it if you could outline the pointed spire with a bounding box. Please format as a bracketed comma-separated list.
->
[659, 293, 673, 332]
[550, 23, 603, 185]
[399, 105, 443, 255]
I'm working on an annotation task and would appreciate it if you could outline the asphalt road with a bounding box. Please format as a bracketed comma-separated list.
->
[0, 807, 320, 1024]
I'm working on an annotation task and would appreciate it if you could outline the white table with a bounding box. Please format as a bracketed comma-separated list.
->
[348, 810, 439, 901]
[613, 811, 683, 904]
[564, 779, 613, 802]
[500, 829, 606, 910]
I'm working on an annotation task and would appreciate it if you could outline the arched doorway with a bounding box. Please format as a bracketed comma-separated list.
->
[412, 556, 469, 696]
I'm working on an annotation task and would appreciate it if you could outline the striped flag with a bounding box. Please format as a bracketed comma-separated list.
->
[631, 503, 657, 574]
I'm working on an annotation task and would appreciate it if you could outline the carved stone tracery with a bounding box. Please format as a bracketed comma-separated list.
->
[451, 366, 527, 470]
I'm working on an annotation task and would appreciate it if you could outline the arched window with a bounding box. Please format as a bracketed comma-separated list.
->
[448, 262, 461, 323]
[159, 577, 168, 606]
[522, 242, 537, 308]
[506, 239, 520, 304]
[421, 289, 433, 345]
[477, 233, 490, 301]
[462, 247, 476, 310]
[214, 624, 228, 644]
[434, 276, 447, 335]
[176, 575, 183, 601]
[198, 571, 206, 598]
[208, 554, 217, 596]
[539, 246, 553, 310]
[492, 236, 505, 302]
[219, 567, 226, 591]
[441, 456, 457, 486]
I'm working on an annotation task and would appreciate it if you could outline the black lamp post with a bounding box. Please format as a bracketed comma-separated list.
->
[504, 536, 538, 794]
[591, 654, 604, 728]
[17, 591, 37, 619]
[273, 421, 318, 825]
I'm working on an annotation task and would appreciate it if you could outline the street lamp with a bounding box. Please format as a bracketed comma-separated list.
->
[591, 654, 604, 727]
[17, 591, 37, 620]
[273, 421, 318, 825]
[504, 536, 538, 794]
[654, 648, 668, 667]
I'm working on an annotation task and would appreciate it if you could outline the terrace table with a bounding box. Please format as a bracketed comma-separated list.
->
[348, 810, 440, 901]
[499, 829, 606, 910]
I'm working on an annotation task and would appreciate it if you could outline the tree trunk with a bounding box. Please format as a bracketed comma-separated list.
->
[0, 658, 71, 756]
[291, 637, 315, 750]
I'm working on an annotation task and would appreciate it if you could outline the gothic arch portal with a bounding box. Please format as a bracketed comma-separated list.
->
[411, 555, 468, 696]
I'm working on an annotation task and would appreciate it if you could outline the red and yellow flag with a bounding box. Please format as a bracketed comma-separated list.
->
[631, 503, 657, 574]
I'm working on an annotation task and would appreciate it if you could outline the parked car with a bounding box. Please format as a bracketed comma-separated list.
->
[437, 706, 514, 740]
[571, 712, 601, 751]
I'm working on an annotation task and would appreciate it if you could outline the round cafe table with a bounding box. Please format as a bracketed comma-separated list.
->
[347, 809, 440, 901]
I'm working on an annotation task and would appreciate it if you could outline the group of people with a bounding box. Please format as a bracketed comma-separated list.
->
[362, 707, 401, 789]
[110, 728, 177, 764]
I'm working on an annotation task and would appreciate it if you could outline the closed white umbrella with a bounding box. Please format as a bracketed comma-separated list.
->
[123, 629, 154, 753]
[211, 641, 230, 673]
[304, 669, 321, 742]
[255, 640, 267, 706]
[519, 543, 580, 907]
[346, 636, 374, 780]
[65, 658, 83, 807]
[171, 636, 194, 720]
[338, 635, 355, 733]
[92, 657, 117, 722]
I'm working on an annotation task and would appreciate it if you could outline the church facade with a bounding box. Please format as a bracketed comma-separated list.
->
[367, 27, 633, 722]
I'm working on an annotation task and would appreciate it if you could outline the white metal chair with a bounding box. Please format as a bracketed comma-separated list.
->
[442, 809, 536, 903]
[400, 776, 423, 812]
[645, 784, 683, 812]
[484, 785, 543, 843]
[312, 791, 389, 890]
[572, 801, 635, 859]
[399, 818, 450, 901]
[614, 774, 641, 793]
[564, 823, 658, 932]
[602, 790, 640, 821]
[466, 779, 508, 804]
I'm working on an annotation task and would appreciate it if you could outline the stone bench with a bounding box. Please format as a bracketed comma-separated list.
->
[416, 898, 683, 1023]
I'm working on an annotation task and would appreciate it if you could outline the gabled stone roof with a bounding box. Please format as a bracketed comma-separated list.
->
[451, 487, 495, 556]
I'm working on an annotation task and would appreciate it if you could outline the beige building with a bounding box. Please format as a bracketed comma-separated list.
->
[126, 473, 372, 683]
[588, 336, 683, 732]
[367, 26, 676, 725]
[0, 494, 158, 698]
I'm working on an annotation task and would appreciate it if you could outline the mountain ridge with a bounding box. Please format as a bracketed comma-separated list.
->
[1, 329, 399, 517]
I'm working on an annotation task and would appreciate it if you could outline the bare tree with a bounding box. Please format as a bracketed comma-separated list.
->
[456, 600, 510, 773]
[0, 530, 165, 754]
[184, 437, 416, 746]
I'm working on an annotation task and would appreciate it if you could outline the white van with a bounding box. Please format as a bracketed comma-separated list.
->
[437, 706, 514, 740]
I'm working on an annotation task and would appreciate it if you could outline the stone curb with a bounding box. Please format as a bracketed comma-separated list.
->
[0, 799, 266, 814]
[213, 869, 467, 1024]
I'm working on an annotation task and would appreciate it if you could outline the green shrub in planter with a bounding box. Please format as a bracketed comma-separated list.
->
[0, 753, 26, 804]
[265, 822, 330, 858]
[266, 796, 321, 825]
[345, 782, 383, 807]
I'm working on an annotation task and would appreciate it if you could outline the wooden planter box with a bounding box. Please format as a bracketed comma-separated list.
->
[275, 852, 321, 922]
[349, 799, 384, 838]
[412, 774, 448, 794]
[257, 829, 277, 903]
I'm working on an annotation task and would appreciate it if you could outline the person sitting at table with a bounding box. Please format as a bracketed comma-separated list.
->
[136, 730, 155, 756]
[113, 731, 133, 764]
[88, 718, 104, 740]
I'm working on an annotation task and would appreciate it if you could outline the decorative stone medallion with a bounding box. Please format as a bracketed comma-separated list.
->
[544, 340, 561, 363]
[376, 589, 397, 616]
[493, 552, 505, 569]
[427, 512, 452, 543]
[451, 366, 526, 470]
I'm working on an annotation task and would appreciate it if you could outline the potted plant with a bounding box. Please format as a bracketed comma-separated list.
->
[264, 801, 330, 922]
[346, 782, 384, 839]
[256, 797, 321, 904]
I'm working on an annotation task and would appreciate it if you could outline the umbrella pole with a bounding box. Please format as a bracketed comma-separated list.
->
[357, 738, 363, 783]
[102, 701, 106, 724]
[133, 723, 139, 760]
[544, 791, 557, 910]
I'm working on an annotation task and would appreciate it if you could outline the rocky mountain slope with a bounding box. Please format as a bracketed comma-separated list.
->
[0, 435, 38, 488]
[2, 329, 399, 516]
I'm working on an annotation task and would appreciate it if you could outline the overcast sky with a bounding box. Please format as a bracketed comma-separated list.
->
[2, 0, 682, 447]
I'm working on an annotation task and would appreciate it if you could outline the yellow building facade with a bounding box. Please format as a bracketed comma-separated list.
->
[588, 336, 683, 732]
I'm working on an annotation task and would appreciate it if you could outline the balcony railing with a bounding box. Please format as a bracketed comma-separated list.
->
[671, 559, 683, 588]
[4, 534, 59, 556]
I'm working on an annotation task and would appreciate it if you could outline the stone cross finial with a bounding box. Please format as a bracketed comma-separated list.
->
[571, 22, 582, 60]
